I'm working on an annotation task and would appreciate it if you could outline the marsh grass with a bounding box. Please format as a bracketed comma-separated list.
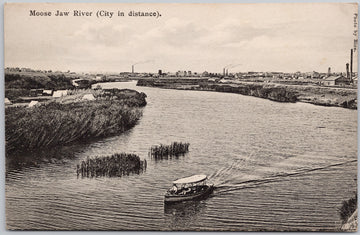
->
[77, 153, 146, 177]
[6, 89, 146, 154]
[149, 142, 190, 159]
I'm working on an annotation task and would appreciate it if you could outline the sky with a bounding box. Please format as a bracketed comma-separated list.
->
[4, 3, 358, 73]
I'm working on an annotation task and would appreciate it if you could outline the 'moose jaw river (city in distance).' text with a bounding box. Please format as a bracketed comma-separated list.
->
[29, 10, 162, 18]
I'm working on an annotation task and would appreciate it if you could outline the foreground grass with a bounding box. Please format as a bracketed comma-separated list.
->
[6, 89, 146, 154]
[340, 194, 358, 224]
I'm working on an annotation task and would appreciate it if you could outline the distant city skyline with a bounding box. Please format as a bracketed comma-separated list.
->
[5, 3, 358, 74]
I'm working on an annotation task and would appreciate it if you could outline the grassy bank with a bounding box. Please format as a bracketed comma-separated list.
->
[5, 71, 74, 90]
[6, 89, 147, 154]
[137, 78, 357, 109]
[5, 70, 99, 101]
[201, 82, 298, 102]
[6, 71, 78, 101]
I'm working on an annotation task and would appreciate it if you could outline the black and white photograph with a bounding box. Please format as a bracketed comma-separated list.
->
[3, 2, 358, 231]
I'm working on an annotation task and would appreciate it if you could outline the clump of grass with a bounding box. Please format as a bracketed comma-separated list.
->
[77, 153, 147, 177]
[98, 88, 147, 107]
[5, 89, 146, 154]
[149, 142, 190, 159]
[64, 88, 147, 107]
[339, 194, 357, 224]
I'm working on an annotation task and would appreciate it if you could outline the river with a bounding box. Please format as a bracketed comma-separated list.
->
[5, 81, 357, 231]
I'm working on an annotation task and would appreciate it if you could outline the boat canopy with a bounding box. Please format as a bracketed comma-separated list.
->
[173, 175, 207, 185]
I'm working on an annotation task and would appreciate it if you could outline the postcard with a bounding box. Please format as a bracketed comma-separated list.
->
[4, 2, 358, 231]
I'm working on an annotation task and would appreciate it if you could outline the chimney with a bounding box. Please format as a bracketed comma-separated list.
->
[226, 69, 228, 76]
[223, 68, 225, 76]
[350, 49, 353, 82]
[132, 65, 134, 73]
[346, 63, 350, 79]
[328, 67, 331, 76]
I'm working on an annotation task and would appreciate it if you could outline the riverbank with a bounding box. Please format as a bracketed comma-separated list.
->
[5, 88, 147, 155]
[137, 78, 357, 109]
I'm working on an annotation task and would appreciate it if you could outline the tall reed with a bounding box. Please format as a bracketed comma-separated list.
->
[149, 142, 190, 159]
[77, 153, 146, 177]
[6, 89, 146, 154]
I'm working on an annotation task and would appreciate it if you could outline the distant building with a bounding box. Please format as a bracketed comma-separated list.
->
[30, 89, 44, 97]
[72, 79, 91, 89]
[82, 94, 95, 101]
[353, 77, 358, 85]
[311, 71, 320, 79]
[42, 90, 53, 96]
[28, 100, 40, 108]
[322, 75, 350, 86]
[53, 90, 68, 98]
[20, 68, 34, 72]
[176, 71, 187, 77]
[5, 98, 12, 106]
[202, 71, 209, 77]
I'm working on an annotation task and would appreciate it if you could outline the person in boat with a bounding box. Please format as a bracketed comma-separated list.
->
[184, 187, 192, 195]
[170, 184, 178, 194]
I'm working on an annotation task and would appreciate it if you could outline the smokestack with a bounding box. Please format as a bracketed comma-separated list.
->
[226, 69, 228, 76]
[132, 65, 134, 73]
[350, 49, 353, 82]
[346, 63, 350, 79]
[328, 67, 331, 76]
[223, 68, 225, 76]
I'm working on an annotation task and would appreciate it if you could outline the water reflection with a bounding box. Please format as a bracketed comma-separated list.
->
[150, 152, 188, 162]
[164, 200, 207, 229]
[6, 126, 137, 174]
[6, 144, 85, 173]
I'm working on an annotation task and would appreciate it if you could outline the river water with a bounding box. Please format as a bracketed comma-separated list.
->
[6, 81, 357, 231]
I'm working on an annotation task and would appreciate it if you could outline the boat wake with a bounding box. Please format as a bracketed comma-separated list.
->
[209, 158, 356, 195]
[208, 152, 255, 185]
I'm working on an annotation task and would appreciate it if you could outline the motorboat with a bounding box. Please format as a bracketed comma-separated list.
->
[164, 174, 214, 204]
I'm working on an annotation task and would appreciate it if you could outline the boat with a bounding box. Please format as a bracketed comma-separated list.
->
[164, 174, 214, 204]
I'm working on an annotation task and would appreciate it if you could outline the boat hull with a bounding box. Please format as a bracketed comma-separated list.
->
[164, 185, 214, 204]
